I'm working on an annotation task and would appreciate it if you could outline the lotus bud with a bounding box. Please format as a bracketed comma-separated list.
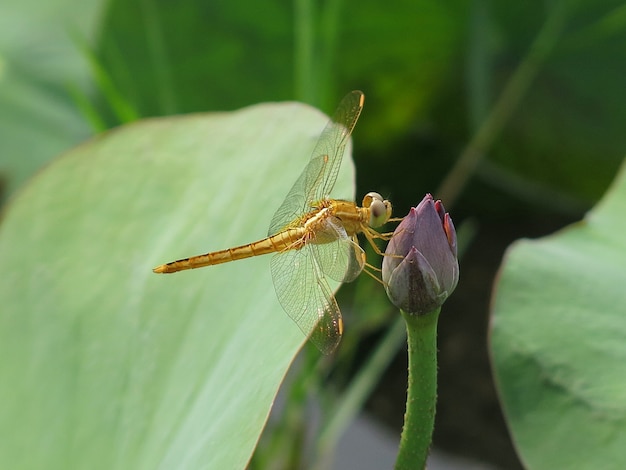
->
[382, 194, 459, 314]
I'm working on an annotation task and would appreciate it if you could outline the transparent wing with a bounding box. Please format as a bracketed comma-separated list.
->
[310, 90, 364, 203]
[267, 157, 320, 236]
[268, 91, 364, 236]
[311, 217, 366, 283]
[270, 246, 343, 355]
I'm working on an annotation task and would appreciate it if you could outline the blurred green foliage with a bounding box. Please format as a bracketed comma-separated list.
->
[2, 0, 625, 209]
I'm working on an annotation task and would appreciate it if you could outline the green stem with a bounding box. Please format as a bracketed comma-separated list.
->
[293, 0, 316, 104]
[317, 0, 344, 108]
[71, 32, 140, 124]
[395, 308, 440, 470]
[140, 0, 176, 114]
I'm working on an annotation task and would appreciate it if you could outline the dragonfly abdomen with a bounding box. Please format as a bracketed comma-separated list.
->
[153, 228, 305, 273]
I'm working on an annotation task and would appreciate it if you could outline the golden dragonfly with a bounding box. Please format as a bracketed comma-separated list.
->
[153, 91, 392, 354]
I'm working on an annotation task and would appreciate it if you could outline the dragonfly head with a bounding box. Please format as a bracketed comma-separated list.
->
[363, 192, 392, 228]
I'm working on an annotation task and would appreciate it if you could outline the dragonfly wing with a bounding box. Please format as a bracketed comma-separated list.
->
[308, 90, 364, 203]
[268, 91, 364, 236]
[312, 217, 365, 283]
[267, 155, 324, 236]
[270, 246, 342, 354]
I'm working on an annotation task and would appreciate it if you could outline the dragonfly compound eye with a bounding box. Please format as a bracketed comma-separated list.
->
[369, 197, 392, 227]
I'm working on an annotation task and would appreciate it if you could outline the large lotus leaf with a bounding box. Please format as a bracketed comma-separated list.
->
[490, 158, 626, 468]
[0, 100, 355, 469]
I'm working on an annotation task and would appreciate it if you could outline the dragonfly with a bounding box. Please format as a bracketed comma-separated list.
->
[153, 90, 393, 354]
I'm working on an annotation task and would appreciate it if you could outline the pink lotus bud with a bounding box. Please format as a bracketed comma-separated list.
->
[382, 194, 459, 314]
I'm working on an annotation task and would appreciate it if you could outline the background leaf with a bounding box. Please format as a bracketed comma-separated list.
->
[0, 100, 354, 468]
[490, 158, 626, 468]
[0, 0, 105, 199]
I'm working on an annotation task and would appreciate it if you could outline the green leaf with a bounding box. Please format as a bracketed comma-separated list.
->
[490, 157, 626, 468]
[0, 100, 355, 468]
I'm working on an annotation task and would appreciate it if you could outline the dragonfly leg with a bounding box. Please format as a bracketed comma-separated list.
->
[362, 263, 384, 285]
[363, 227, 406, 264]
[362, 228, 390, 256]
[366, 262, 382, 272]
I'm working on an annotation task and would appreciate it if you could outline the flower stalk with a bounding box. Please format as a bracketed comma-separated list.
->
[395, 307, 440, 470]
